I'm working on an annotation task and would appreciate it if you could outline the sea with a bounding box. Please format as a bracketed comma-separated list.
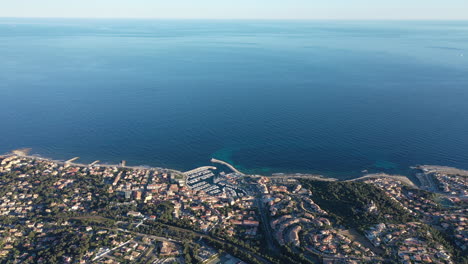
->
[1, 18, 467, 179]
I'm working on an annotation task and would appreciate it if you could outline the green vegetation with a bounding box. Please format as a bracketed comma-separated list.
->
[424, 224, 468, 264]
[133, 221, 196, 241]
[31, 230, 90, 263]
[203, 237, 265, 264]
[300, 180, 415, 230]
[139, 201, 174, 221]
[172, 173, 185, 180]
[182, 242, 201, 264]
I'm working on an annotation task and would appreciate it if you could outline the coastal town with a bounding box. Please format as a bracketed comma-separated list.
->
[0, 152, 466, 264]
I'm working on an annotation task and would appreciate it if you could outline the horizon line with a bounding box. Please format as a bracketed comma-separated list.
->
[1, 16, 468, 21]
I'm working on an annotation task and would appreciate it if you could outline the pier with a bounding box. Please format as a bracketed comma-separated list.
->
[210, 158, 244, 175]
[63, 157, 80, 168]
[65, 157, 80, 163]
[89, 160, 100, 166]
[184, 166, 217, 175]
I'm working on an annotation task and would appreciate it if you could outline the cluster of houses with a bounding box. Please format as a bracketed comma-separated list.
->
[115, 168, 260, 237]
[0, 157, 52, 218]
[196, 244, 219, 263]
[0, 221, 32, 259]
[366, 222, 453, 264]
[365, 178, 437, 217]
[365, 177, 467, 251]
[0, 156, 117, 217]
[260, 179, 378, 262]
[417, 166, 468, 197]
[0, 156, 129, 261]
[0, 217, 134, 263]
[95, 237, 181, 263]
[306, 229, 375, 259]
[0, 155, 257, 262]
[0, 190, 37, 218]
[1, 154, 465, 263]
[433, 173, 468, 197]
[438, 210, 467, 250]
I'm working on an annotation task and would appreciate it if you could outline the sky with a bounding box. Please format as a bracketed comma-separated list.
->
[0, 0, 467, 20]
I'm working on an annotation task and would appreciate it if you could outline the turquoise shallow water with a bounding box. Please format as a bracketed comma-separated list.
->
[0, 19, 468, 179]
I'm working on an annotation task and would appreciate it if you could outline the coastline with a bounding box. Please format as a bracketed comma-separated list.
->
[6, 149, 182, 173]
[3, 149, 423, 185]
[347, 173, 418, 188]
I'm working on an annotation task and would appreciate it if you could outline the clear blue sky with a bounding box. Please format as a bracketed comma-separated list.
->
[1, 0, 467, 20]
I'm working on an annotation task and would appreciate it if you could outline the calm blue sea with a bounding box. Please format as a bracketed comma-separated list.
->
[1, 19, 468, 178]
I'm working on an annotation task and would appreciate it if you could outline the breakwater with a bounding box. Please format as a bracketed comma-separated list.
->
[210, 158, 244, 175]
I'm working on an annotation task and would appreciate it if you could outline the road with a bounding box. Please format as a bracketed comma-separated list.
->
[116, 226, 179, 243]
[255, 197, 278, 254]
[92, 239, 132, 261]
[105, 217, 273, 264]
[305, 246, 384, 263]
[134, 220, 274, 264]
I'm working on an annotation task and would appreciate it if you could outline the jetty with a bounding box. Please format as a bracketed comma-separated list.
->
[210, 158, 244, 175]
[89, 160, 100, 166]
[65, 157, 80, 163]
[12, 148, 31, 156]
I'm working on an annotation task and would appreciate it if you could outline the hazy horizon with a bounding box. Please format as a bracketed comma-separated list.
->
[1, 0, 468, 20]
[1, 17, 468, 21]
